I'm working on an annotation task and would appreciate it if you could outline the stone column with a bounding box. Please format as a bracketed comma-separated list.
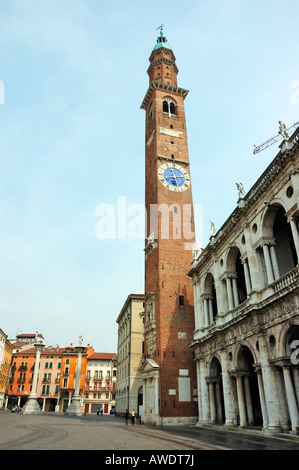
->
[55, 393, 61, 413]
[242, 259, 252, 294]
[196, 359, 202, 422]
[282, 366, 299, 433]
[22, 335, 45, 415]
[65, 343, 85, 416]
[208, 298, 214, 324]
[196, 283, 204, 327]
[290, 218, 299, 262]
[263, 244, 274, 284]
[154, 375, 159, 416]
[269, 244, 280, 280]
[232, 277, 239, 308]
[215, 381, 223, 423]
[243, 376, 254, 425]
[258, 334, 281, 432]
[256, 368, 269, 429]
[208, 381, 217, 423]
[199, 359, 209, 424]
[219, 350, 235, 427]
[203, 297, 209, 326]
[236, 375, 247, 427]
[143, 378, 147, 417]
[226, 277, 234, 311]
[194, 282, 199, 329]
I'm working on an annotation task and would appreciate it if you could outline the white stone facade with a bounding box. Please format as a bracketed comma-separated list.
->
[189, 130, 299, 434]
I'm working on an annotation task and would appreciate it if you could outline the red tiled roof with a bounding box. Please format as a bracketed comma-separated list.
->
[13, 347, 65, 356]
[88, 352, 117, 361]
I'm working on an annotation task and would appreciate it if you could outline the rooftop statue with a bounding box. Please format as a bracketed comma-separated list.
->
[278, 121, 289, 139]
[236, 182, 245, 199]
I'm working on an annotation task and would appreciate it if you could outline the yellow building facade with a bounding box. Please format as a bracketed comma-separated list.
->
[0, 329, 13, 407]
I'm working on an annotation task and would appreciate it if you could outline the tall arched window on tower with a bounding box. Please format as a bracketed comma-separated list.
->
[162, 97, 177, 117]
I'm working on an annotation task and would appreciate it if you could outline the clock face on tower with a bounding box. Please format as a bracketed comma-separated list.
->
[158, 163, 190, 192]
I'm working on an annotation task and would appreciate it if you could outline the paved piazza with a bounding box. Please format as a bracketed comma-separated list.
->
[0, 411, 298, 452]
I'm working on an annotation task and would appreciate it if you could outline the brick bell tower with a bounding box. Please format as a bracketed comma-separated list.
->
[140, 27, 198, 425]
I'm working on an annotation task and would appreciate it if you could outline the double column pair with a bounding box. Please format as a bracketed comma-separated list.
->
[225, 275, 239, 311]
[234, 372, 255, 427]
[203, 296, 214, 326]
[206, 377, 224, 423]
[262, 242, 280, 283]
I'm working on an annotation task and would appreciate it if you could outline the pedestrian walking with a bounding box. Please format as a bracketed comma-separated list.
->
[131, 409, 135, 425]
[100, 407, 103, 416]
[97, 408, 99, 416]
[125, 409, 129, 425]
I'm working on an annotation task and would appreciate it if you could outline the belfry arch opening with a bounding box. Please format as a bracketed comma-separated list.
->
[162, 97, 177, 117]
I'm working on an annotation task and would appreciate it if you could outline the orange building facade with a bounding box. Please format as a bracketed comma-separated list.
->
[6, 341, 95, 412]
[57, 344, 94, 412]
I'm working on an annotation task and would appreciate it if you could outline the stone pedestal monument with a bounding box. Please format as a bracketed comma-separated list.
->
[65, 336, 86, 416]
[22, 334, 45, 415]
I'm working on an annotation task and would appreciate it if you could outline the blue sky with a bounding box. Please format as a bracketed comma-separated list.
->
[0, 0, 298, 352]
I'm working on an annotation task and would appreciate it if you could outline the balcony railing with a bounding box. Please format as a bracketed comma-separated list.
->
[272, 266, 299, 294]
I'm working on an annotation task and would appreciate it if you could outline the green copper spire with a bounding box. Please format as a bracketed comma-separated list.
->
[153, 25, 172, 51]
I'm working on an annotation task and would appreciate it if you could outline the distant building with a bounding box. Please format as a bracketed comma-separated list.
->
[84, 352, 117, 414]
[0, 329, 13, 407]
[58, 343, 94, 412]
[37, 346, 65, 411]
[6, 336, 96, 412]
[8, 345, 37, 409]
[116, 294, 145, 416]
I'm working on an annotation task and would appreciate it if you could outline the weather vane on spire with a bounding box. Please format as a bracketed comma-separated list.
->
[156, 24, 164, 31]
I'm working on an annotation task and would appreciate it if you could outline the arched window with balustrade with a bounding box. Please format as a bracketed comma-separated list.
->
[261, 204, 297, 283]
[202, 273, 218, 325]
[225, 246, 247, 311]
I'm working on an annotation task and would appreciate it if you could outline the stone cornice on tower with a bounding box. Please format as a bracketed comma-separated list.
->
[140, 80, 189, 110]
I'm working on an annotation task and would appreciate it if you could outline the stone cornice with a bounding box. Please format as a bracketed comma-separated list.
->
[141, 81, 189, 110]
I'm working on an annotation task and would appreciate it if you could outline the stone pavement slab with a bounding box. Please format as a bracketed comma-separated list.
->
[1, 411, 298, 452]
